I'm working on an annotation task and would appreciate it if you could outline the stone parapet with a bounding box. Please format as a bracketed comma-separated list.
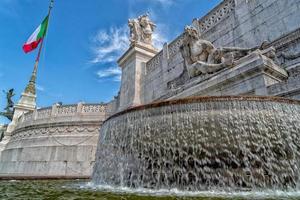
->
[15, 103, 108, 131]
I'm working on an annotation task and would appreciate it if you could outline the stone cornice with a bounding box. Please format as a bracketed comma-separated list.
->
[267, 28, 300, 50]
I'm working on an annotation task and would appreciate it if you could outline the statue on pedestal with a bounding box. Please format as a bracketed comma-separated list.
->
[0, 89, 15, 121]
[128, 14, 156, 46]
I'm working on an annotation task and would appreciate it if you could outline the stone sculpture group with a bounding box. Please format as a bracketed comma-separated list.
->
[128, 14, 156, 46]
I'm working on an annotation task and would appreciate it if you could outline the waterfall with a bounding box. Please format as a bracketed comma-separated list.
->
[92, 96, 300, 191]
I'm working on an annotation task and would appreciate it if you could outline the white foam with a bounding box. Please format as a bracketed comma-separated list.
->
[75, 182, 300, 199]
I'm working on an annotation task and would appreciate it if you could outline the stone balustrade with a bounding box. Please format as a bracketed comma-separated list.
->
[16, 103, 109, 130]
[146, 34, 184, 74]
[193, 0, 235, 33]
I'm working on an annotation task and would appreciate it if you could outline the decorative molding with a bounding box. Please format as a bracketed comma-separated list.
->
[11, 124, 100, 140]
[267, 28, 300, 51]
[194, 0, 235, 33]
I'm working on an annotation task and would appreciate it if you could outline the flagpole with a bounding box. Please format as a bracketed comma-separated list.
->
[24, 0, 54, 95]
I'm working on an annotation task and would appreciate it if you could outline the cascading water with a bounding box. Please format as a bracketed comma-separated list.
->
[92, 96, 300, 191]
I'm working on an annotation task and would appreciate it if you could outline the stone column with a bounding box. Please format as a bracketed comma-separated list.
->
[117, 43, 158, 111]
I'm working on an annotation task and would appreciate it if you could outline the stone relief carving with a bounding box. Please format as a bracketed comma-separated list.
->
[180, 26, 270, 79]
[128, 14, 156, 46]
[11, 125, 100, 140]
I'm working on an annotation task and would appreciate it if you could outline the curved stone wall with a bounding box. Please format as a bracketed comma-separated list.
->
[92, 96, 300, 190]
[0, 103, 108, 178]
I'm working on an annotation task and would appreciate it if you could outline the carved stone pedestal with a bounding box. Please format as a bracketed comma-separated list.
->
[0, 92, 36, 155]
[6, 92, 36, 134]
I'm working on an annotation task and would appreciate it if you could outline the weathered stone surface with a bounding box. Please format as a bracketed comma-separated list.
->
[0, 103, 108, 178]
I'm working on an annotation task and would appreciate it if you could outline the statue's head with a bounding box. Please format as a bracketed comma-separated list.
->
[139, 14, 150, 27]
[184, 26, 199, 40]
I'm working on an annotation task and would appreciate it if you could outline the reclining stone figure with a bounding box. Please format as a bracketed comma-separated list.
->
[181, 26, 270, 78]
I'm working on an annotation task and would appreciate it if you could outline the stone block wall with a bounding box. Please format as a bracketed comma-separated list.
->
[197, 0, 300, 48]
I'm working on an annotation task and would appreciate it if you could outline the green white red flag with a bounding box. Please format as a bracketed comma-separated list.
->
[23, 15, 49, 53]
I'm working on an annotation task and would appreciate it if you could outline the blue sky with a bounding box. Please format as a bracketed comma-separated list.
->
[0, 0, 221, 123]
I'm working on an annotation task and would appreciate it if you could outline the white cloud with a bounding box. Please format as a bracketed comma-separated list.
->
[36, 84, 45, 92]
[96, 67, 121, 82]
[91, 25, 129, 64]
[91, 23, 168, 65]
[91, 15, 170, 82]
[152, 25, 168, 49]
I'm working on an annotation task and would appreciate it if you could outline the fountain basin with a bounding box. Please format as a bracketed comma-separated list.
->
[92, 96, 300, 191]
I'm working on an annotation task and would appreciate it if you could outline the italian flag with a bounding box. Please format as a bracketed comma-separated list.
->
[23, 15, 49, 53]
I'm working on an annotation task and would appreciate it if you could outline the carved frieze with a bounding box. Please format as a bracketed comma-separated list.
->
[11, 125, 100, 141]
